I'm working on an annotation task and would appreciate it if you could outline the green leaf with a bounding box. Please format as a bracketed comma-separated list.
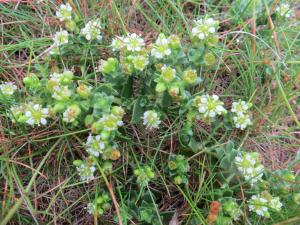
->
[131, 97, 144, 124]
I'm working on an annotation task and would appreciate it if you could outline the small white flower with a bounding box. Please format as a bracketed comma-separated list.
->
[123, 33, 145, 52]
[161, 65, 176, 82]
[56, 3, 72, 21]
[0, 82, 17, 96]
[98, 114, 123, 132]
[132, 55, 149, 71]
[235, 152, 264, 184]
[231, 100, 252, 116]
[192, 18, 218, 40]
[52, 85, 72, 101]
[76, 161, 96, 182]
[85, 134, 106, 157]
[53, 30, 69, 46]
[276, 3, 293, 18]
[248, 192, 282, 218]
[142, 110, 161, 129]
[233, 114, 252, 130]
[25, 104, 49, 126]
[111, 36, 125, 51]
[195, 94, 226, 118]
[151, 34, 171, 59]
[81, 19, 102, 41]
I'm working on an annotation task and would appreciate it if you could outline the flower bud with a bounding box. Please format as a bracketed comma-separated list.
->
[77, 83, 91, 99]
[99, 58, 118, 74]
[155, 82, 166, 93]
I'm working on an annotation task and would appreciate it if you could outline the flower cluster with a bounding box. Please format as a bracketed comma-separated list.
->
[87, 193, 111, 216]
[276, 3, 293, 18]
[81, 19, 102, 41]
[231, 100, 252, 130]
[9, 102, 49, 127]
[0, 81, 17, 97]
[235, 151, 264, 184]
[142, 110, 161, 129]
[56, 3, 72, 21]
[167, 154, 190, 185]
[134, 166, 155, 187]
[63, 104, 81, 123]
[248, 191, 282, 218]
[151, 33, 172, 59]
[193, 94, 227, 119]
[73, 157, 96, 182]
[192, 18, 218, 41]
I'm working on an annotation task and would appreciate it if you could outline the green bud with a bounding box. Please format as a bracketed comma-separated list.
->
[168, 34, 181, 49]
[73, 160, 82, 166]
[182, 69, 197, 84]
[168, 161, 177, 170]
[61, 70, 74, 84]
[155, 82, 166, 93]
[100, 58, 118, 74]
[18, 115, 28, 123]
[65, 20, 77, 32]
[174, 176, 183, 185]
[53, 102, 66, 113]
[77, 83, 91, 99]
[204, 52, 216, 66]
[84, 115, 94, 127]
[23, 73, 40, 89]
[111, 106, 125, 118]
[101, 130, 111, 140]
[168, 85, 180, 97]
[293, 193, 300, 205]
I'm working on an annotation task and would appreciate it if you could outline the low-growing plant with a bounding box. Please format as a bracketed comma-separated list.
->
[1, 1, 299, 224]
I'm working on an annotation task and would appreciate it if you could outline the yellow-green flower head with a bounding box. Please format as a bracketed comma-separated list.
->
[168, 34, 181, 49]
[132, 55, 149, 71]
[24, 103, 49, 126]
[53, 30, 69, 46]
[233, 114, 252, 130]
[151, 33, 171, 59]
[77, 83, 92, 98]
[196, 94, 226, 118]
[111, 36, 125, 51]
[50, 71, 73, 86]
[192, 18, 218, 40]
[63, 104, 81, 123]
[111, 106, 125, 118]
[168, 85, 180, 97]
[98, 114, 123, 132]
[0, 81, 17, 96]
[248, 192, 282, 218]
[231, 99, 252, 116]
[161, 65, 176, 82]
[52, 85, 72, 101]
[56, 3, 72, 21]
[85, 133, 106, 157]
[81, 19, 102, 41]
[142, 110, 161, 129]
[276, 3, 293, 18]
[134, 166, 155, 187]
[182, 69, 197, 84]
[123, 33, 145, 52]
[98, 58, 118, 74]
[75, 158, 96, 182]
[235, 152, 264, 184]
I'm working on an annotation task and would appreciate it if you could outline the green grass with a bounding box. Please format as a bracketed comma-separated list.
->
[1, 1, 300, 225]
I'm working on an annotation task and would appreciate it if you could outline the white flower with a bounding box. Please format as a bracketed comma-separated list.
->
[142, 110, 161, 129]
[233, 114, 252, 130]
[52, 85, 72, 101]
[98, 114, 123, 132]
[111, 36, 125, 51]
[76, 160, 96, 182]
[85, 134, 106, 157]
[231, 100, 252, 116]
[86, 202, 97, 215]
[248, 192, 282, 218]
[56, 3, 72, 21]
[276, 3, 293, 18]
[53, 30, 69, 46]
[49, 46, 60, 55]
[151, 34, 171, 59]
[235, 152, 264, 184]
[161, 65, 176, 82]
[25, 104, 49, 126]
[192, 18, 218, 40]
[132, 55, 149, 71]
[195, 94, 226, 118]
[123, 33, 145, 52]
[63, 105, 81, 123]
[0, 82, 17, 96]
[81, 19, 102, 41]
